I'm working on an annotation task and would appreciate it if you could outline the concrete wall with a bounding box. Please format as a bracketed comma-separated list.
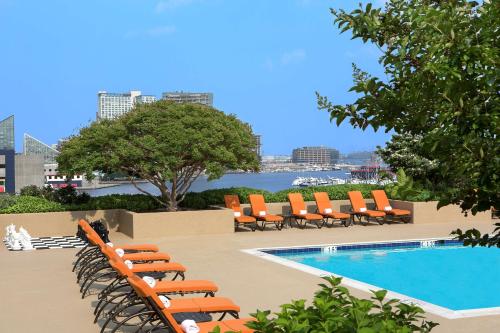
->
[127, 207, 234, 239]
[14, 154, 44, 193]
[0, 207, 235, 239]
[0, 200, 491, 239]
[390, 200, 491, 224]
[0, 209, 122, 237]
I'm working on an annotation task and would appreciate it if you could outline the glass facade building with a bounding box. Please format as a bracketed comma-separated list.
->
[23, 133, 60, 164]
[292, 146, 340, 165]
[0, 115, 15, 150]
[97, 90, 157, 120]
[162, 91, 213, 106]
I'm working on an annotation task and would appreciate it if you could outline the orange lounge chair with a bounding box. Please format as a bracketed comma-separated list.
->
[313, 192, 351, 227]
[347, 191, 386, 225]
[128, 275, 240, 319]
[224, 195, 257, 231]
[371, 190, 411, 223]
[288, 193, 325, 229]
[248, 194, 284, 231]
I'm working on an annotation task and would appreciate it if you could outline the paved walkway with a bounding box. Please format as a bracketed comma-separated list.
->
[1, 221, 498, 332]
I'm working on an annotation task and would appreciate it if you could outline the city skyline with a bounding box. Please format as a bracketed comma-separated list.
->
[0, 0, 392, 155]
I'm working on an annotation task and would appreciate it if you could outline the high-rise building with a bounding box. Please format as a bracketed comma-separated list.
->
[162, 91, 213, 106]
[0, 115, 15, 150]
[97, 90, 157, 120]
[254, 135, 262, 160]
[0, 117, 45, 193]
[292, 146, 340, 165]
[23, 133, 60, 164]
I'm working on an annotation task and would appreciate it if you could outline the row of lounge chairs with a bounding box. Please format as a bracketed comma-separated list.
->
[74, 220, 253, 333]
[225, 190, 411, 231]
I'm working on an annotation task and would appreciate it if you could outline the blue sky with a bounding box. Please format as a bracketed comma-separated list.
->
[0, 0, 391, 155]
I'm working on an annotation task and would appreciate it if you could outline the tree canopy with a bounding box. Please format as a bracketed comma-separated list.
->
[318, 0, 499, 214]
[57, 101, 260, 211]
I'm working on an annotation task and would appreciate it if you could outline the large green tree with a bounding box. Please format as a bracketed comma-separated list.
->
[318, 0, 499, 215]
[57, 101, 259, 211]
[376, 134, 439, 182]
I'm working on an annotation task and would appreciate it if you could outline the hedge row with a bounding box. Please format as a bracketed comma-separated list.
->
[1, 184, 390, 214]
[180, 184, 383, 209]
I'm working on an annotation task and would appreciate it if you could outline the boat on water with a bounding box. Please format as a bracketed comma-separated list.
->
[292, 176, 347, 187]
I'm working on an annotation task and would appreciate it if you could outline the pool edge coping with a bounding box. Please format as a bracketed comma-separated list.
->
[241, 237, 500, 320]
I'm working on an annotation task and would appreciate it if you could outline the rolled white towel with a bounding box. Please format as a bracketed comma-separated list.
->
[324, 208, 332, 214]
[384, 206, 392, 211]
[115, 248, 125, 257]
[258, 210, 266, 216]
[181, 320, 200, 333]
[124, 260, 133, 269]
[359, 207, 367, 212]
[299, 209, 307, 215]
[234, 212, 241, 217]
[158, 295, 171, 308]
[142, 276, 156, 288]
[106, 242, 114, 247]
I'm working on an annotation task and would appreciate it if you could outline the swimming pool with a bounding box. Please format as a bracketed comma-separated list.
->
[244, 239, 500, 319]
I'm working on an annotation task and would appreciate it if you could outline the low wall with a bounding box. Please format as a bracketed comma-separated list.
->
[0, 209, 123, 237]
[0, 199, 491, 239]
[0, 207, 235, 239]
[123, 207, 234, 239]
[390, 200, 491, 224]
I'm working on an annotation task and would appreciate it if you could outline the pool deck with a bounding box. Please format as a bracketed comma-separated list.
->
[1, 221, 499, 332]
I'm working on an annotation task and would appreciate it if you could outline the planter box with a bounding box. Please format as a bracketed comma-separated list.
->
[389, 200, 491, 224]
[118, 207, 234, 239]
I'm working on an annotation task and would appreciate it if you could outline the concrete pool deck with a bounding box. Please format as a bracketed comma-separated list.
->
[1, 221, 498, 332]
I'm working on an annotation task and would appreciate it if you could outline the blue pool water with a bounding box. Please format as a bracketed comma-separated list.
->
[270, 241, 500, 311]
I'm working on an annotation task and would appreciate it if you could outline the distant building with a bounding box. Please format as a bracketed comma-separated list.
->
[97, 90, 157, 120]
[0, 116, 45, 193]
[44, 163, 84, 188]
[254, 135, 262, 160]
[292, 146, 340, 165]
[343, 151, 377, 165]
[23, 133, 59, 164]
[261, 155, 292, 163]
[162, 91, 213, 106]
[0, 115, 14, 150]
[14, 155, 45, 192]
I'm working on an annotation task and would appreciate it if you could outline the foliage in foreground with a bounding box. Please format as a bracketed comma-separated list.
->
[57, 101, 260, 211]
[211, 277, 437, 333]
[318, 0, 499, 214]
[452, 223, 500, 248]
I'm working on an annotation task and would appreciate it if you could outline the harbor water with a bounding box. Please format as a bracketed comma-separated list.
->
[82, 170, 349, 197]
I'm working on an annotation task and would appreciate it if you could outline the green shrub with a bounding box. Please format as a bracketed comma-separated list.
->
[54, 185, 91, 205]
[236, 276, 438, 333]
[19, 185, 42, 197]
[0, 196, 64, 214]
[65, 194, 162, 213]
[180, 184, 382, 209]
[0, 194, 17, 210]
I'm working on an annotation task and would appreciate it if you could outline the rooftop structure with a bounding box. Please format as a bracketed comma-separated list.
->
[97, 90, 157, 120]
[162, 91, 213, 106]
[23, 133, 60, 164]
[0, 115, 15, 150]
[292, 146, 340, 165]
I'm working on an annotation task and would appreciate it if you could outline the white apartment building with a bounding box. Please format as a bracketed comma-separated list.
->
[97, 90, 157, 120]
